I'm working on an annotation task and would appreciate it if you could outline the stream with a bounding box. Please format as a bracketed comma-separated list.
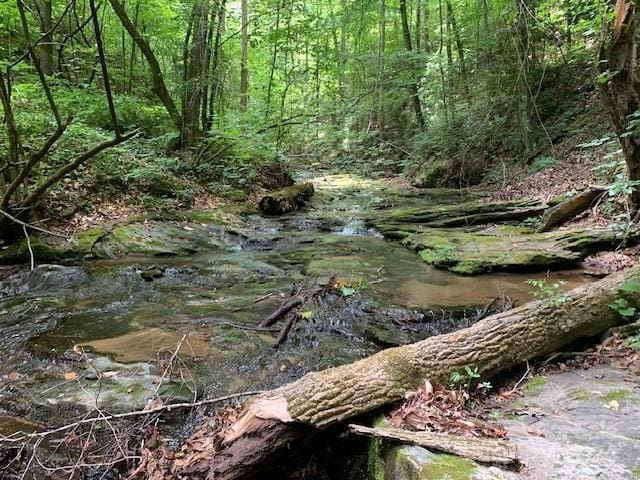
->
[0, 174, 592, 440]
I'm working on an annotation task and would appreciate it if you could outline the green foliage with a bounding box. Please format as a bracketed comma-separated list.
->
[449, 365, 488, 392]
[609, 280, 640, 319]
[608, 297, 636, 318]
[526, 279, 569, 306]
[530, 156, 560, 173]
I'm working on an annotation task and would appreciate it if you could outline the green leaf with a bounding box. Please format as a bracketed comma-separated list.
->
[619, 280, 640, 293]
[340, 286, 356, 297]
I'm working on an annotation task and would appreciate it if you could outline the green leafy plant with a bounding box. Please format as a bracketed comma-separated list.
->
[608, 297, 636, 318]
[526, 279, 569, 306]
[530, 155, 559, 173]
[608, 280, 640, 319]
[449, 365, 482, 390]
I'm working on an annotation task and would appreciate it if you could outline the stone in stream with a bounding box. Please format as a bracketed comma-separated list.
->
[380, 225, 624, 275]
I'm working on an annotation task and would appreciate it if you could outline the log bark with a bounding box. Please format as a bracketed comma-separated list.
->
[348, 424, 518, 465]
[258, 183, 314, 215]
[537, 188, 605, 232]
[188, 265, 640, 479]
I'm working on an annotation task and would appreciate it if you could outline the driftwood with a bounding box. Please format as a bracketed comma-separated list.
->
[184, 265, 640, 479]
[537, 188, 605, 232]
[348, 424, 518, 465]
[258, 182, 314, 215]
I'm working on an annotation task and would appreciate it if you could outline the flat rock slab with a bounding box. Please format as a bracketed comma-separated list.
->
[378, 364, 640, 480]
[388, 225, 623, 274]
[504, 364, 640, 480]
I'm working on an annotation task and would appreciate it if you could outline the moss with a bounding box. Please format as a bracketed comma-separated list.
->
[567, 388, 591, 401]
[73, 227, 107, 254]
[632, 466, 640, 479]
[523, 376, 548, 396]
[419, 453, 478, 480]
[0, 237, 63, 264]
[599, 389, 639, 403]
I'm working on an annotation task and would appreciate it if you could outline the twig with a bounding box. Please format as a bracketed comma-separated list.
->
[512, 361, 531, 390]
[154, 333, 188, 396]
[212, 321, 279, 333]
[0, 390, 263, 444]
[253, 292, 275, 303]
[23, 224, 34, 271]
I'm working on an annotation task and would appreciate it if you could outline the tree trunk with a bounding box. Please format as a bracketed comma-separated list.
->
[516, 0, 534, 157]
[34, 0, 54, 76]
[597, 0, 640, 212]
[187, 265, 640, 479]
[446, 0, 466, 75]
[108, 0, 183, 137]
[184, 0, 210, 148]
[239, 0, 249, 109]
[399, 0, 425, 127]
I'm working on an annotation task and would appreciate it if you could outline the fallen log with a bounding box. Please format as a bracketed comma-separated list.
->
[258, 182, 314, 215]
[537, 188, 605, 232]
[348, 424, 518, 465]
[187, 265, 640, 479]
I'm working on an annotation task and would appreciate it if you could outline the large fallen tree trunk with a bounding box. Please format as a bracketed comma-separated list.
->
[258, 182, 314, 215]
[187, 265, 640, 479]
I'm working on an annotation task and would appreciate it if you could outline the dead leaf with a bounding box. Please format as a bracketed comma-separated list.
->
[63, 371, 78, 381]
[527, 428, 545, 437]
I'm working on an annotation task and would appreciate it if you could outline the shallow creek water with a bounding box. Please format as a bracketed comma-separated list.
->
[0, 174, 591, 434]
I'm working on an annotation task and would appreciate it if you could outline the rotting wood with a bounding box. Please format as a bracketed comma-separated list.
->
[348, 424, 519, 465]
[180, 265, 640, 480]
[258, 182, 315, 215]
[537, 188, 605, 232]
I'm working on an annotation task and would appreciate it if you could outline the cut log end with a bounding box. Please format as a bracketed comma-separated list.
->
[224, 393, 293, 444]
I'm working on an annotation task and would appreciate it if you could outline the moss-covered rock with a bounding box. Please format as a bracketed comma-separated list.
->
[375, 199, 546, 229]
[395, 225, 624, 274]
[87, 221, 235, 258]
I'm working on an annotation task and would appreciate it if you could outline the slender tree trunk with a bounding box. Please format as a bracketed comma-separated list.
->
[416, 0, 422, 51]
[422, 0, 430, 52]
[201, 1, 217, 131]
[516, 0, 534, 157]
[438, 0, 449, 121]
[127, 3, 140, 93]
[239, 0, 249, 109]
[107, 0, 183, 137]
[376, 0, 386, 128]
[266, 0, 283, 114]
[446, 0, 466, 75]
[209, 0, 226, 126]
[597, 0, 640, 211]
[184, 0, 210, 148]
[399, 0, 425, 127]
[34, 0, 54, 76]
